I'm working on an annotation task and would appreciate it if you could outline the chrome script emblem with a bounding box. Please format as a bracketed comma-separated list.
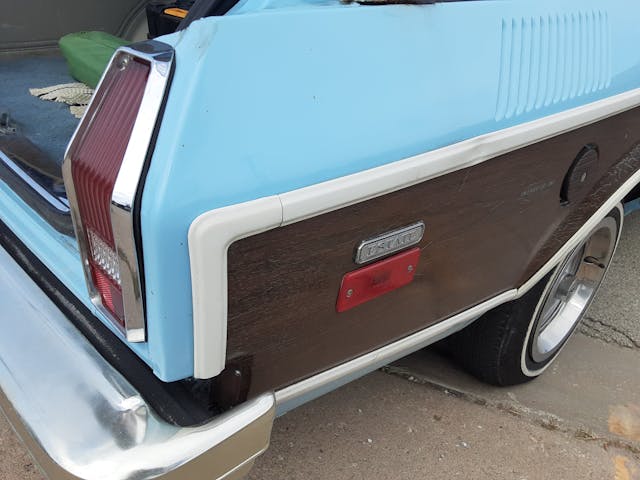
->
[355, 222, 425, 264]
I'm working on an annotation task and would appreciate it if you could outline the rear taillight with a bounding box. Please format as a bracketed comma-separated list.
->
[63, 42, 174, 341]
[72, 57, 149, 324]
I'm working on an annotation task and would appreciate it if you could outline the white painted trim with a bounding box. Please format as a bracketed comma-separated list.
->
[274, 290, 516, 410]
[189, 88, 640, 379]
[189, 196, 282, 378]
[279, 88, 640, 223]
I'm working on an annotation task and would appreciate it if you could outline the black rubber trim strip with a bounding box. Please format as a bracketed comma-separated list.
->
[0, 220, 215, 427]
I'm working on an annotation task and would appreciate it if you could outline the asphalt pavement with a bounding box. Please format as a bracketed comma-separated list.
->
[1, 211, 639, 480]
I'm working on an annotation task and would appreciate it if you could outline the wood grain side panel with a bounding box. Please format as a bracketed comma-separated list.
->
[224, 107, 640, 399]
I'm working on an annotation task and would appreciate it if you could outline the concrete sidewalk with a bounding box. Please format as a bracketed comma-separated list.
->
[249, 370, 636, 480]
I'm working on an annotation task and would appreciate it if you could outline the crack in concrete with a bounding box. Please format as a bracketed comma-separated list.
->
[580, 316, 640, 349]
[381, 365, 640, 458]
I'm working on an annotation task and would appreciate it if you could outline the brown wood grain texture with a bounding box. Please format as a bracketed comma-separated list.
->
[223, 107, 640, 399]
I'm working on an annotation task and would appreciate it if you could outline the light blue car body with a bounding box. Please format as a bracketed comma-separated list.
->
[2, 0, 640, 380]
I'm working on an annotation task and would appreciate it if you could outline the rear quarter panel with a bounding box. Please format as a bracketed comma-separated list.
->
[137, 0, 640, 380]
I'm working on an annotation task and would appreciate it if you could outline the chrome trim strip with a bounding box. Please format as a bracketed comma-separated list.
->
[61, 52, 115, 338]
[0, 244, 275, 480]
[110, 43, 174, 342]
[62, 41, 174, 342]
[190, 86, 640, 379]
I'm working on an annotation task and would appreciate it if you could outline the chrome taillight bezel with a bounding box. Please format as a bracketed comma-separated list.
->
[62, 41, 174, 342]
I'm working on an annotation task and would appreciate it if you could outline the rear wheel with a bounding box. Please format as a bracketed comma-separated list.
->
[447, 205, 623, 386]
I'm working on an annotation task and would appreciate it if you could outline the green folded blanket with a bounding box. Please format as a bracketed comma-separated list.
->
[59, 32, 129, 89]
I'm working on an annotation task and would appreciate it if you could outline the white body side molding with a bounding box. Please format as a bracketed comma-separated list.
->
[189, 87, 640, 379]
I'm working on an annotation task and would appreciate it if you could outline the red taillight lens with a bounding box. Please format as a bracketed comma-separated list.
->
[68, 56, 150, 325]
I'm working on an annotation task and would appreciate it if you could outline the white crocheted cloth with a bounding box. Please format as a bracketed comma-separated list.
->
[30, 83, 94, 119]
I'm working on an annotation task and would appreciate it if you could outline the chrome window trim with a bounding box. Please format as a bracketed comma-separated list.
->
[62, 40, 174, 342]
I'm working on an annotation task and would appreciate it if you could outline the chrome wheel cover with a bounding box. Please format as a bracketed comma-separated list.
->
[530, 216, 618, 363]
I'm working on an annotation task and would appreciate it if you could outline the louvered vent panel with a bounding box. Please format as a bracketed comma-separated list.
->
[495, 11, 611, 121]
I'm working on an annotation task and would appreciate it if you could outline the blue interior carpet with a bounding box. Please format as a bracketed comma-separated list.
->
[0, 55, 80, 166]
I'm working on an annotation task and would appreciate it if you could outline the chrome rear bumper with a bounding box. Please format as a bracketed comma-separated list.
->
[0, 245, 274, 480]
